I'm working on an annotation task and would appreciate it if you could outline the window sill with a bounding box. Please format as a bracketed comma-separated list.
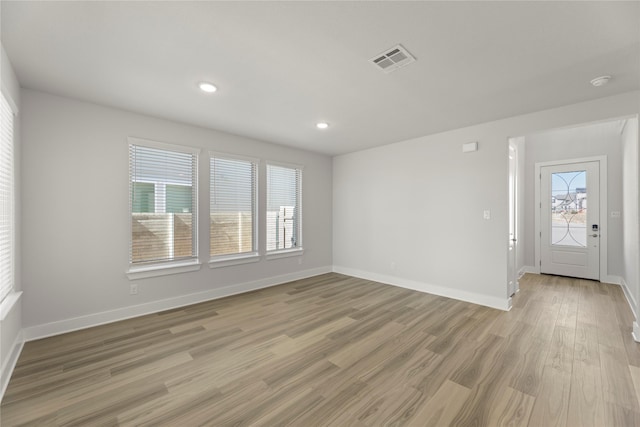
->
[1, 291, 23, 321]
[209, 253, 261, 269]
[266, 248, 304, 260]
[127, 260, 201, 280]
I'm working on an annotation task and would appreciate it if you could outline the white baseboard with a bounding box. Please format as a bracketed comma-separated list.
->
[620, 276, 639, 339]
[0, 329, 24, 403]
[521, 266, 539, 275]
[603, 275, 623, 285]
[23, 266, 332, 342]
[332, 266, 510, 311]
[620, 277, 637, 317]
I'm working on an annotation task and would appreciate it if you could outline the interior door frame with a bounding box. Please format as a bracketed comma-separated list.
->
[534, 155, 608, 281]
[508, 141, 519, 297]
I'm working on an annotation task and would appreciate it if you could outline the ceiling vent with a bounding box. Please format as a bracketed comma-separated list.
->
[369, 44, 416, 73]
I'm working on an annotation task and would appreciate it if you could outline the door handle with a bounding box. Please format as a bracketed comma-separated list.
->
[591, 234, 599, 237]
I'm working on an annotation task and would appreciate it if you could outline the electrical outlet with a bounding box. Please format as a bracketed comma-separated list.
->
[611, 211, 621, 218]
[130, 284, 138, 295]
[298, 257, 303, 265]
[483, 210, 491, 220]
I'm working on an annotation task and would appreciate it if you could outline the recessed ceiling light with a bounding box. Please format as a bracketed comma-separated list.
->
[316, 122, 329, 129]
[590, 75, 611, 87]
[198, 82, 217, 93]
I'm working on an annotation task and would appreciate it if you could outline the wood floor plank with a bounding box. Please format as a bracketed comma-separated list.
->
[407, 379, 470, 426]
[600, 342, 640, 412]
[629, 365, 640, 410]
[595, 293, 627, 350]
[527, 368, 571, 427]
[449, 333, 505, 389]
[327, 320, 405, 368]
[508, 336, 548, 397]
[2, 272, 640, 426]
[528, 324, 576, 427]
[567, 321, 605, 427]
[603, 401, 640, 427]
[447, 340, 519, 426]
[486, 386, 535, 427]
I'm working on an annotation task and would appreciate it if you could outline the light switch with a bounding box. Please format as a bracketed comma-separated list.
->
[611, 211, 621, 218]
[483, 210, 491, 220]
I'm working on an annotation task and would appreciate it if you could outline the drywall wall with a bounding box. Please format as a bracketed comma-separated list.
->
[622, 117, 639, 318]
[333, 91, 639, 310]
[523, 119, 625, 277]
[20, 89, 333, 333]
[0, 43, 23, 400]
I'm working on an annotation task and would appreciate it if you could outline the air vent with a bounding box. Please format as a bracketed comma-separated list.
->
[369, 44, 416, 73]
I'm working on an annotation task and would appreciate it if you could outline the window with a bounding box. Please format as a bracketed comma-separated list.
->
[129, 139, 198, 267]
[0, 92, 15, 303]
[210, 155, 258, 260]
[266, 163, 302, 252]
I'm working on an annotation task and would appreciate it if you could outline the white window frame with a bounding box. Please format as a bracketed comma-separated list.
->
[126, 137, 201, 279]
[209, 152, 260, 268]
[0, 90, 17, 304]
[265, 161, 303, 260]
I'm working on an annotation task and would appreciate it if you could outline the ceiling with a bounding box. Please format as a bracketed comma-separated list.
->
[2, 1, 639, 156]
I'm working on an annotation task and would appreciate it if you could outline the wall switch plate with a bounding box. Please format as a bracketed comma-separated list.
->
[130, 284, 138, 295]
[611, 211, 621, 218]
[483, 210, 491, 220]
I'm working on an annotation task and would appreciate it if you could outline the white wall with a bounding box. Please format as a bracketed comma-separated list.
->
[0, 44, 23, 400]
[333, 91, 640, 310]
[622, 117, 640, 320]
[20, 89, 333, 336]
[523, 120, 625, 277]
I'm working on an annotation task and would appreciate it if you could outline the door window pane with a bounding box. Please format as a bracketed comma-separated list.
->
[551, 170, 586, 247]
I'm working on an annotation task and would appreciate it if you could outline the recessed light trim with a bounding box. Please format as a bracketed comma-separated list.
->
[590, 75, 611, 87]
[316, 122, 329, 129]
[198, 82, 218, 93]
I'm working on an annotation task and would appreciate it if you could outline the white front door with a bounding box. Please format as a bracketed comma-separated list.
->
[540, 161, 600, 280]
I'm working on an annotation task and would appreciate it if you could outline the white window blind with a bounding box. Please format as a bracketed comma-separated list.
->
[0, 92, 15, 303]
[210, 155, 257, 258]
[266, 164, 302, 251]
[129, 141, 198, 265]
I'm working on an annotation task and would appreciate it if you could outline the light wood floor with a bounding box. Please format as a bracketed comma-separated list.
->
[2, 273, 640, 426]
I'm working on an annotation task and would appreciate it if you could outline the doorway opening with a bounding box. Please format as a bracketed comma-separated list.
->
[508, 116, 639, 321]
[510, 115, 639, 341]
